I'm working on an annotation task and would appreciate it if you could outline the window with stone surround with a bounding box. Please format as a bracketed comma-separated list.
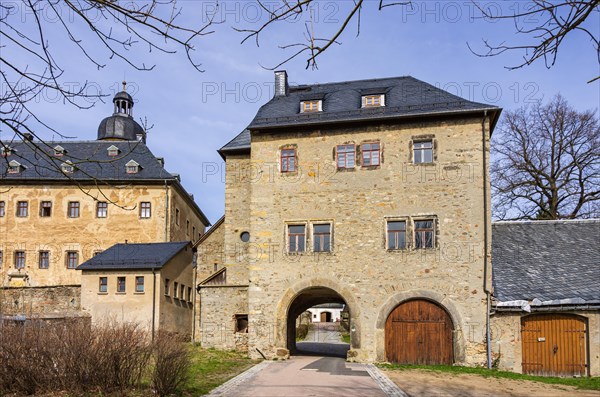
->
[415, 219, 435, 249]
[313, 223, 332, 252]
[66, 251, 78, 269]
[336, 144, 355, 169]
[387, 221, 407, 250]
[281, 148, 296, 173]
[39, 251, 50, 269]
[67, 201, 80, 218]
[361, 142, 381, 167]
[15, 251, 25, 269]
[413, 140, 434, 164]
[17, 201, 28, 217]
[287, 224, 306, 253]
[40, 201, 52, 217]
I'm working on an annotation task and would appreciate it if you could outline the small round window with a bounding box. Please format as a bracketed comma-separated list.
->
[240, 232, 250, 242]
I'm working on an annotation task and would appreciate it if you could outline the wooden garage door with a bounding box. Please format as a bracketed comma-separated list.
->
[521, 314, 587, 377]
[385, 300, 453, 365]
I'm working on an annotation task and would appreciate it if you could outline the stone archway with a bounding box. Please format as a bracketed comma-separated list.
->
[275, 278, 361, 357]
[374, 290, 465, 362]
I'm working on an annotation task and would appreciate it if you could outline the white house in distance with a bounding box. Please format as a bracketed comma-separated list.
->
[307, 303, 344, 323]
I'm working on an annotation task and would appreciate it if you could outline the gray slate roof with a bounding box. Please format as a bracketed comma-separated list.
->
[1, 140, 173, 181]
[219, 129, 250, 155]
[77, 242, 190, 270]
[248, 75, 500, 130]
[492, 220, 600, 305]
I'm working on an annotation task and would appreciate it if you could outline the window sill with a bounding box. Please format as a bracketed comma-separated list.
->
[97, 292, 108, 295]
[134, 292, 145, 295]
[412, 162, 436, 166]
[336, 167, 355, 172]
[116, 292, 126, 295]
[361, 165, 381, 170]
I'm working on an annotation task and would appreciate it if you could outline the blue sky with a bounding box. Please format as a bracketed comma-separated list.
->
[3, 1, 599, 224]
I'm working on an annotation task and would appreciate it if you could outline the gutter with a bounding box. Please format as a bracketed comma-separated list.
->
[482, 110, 492, 369]
[164, 180, 169, 242]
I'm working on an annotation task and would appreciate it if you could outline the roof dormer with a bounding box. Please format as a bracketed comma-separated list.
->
[61, 160, 74, 174]
[8, 160, 25, 174]
[1, 146, 14, 157]
[362, 94, 385, 108]
[300, 99, 322, 113]
[107, 145, 120, 157]
[125, 159, 141, 174]
[53, 145, 66, 156]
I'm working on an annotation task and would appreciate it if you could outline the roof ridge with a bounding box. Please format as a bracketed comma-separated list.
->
[493, 219, 600, 225]
[290, 75, 413, 89]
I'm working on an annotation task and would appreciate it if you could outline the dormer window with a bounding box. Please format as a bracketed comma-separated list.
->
[126, 160, 141, 174]
[1, 146, 13, 157]
[107, 145, 120, 157]
[362, 94, 385, 108]
[53, 145, 66, 157]
[301, 100, 322, 113]
[8, 160, 24, 174]
[61, 161, 74, 174]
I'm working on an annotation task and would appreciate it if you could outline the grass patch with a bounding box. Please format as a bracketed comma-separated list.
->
[183, 347, 261, 395]
[378, 363, 600, 391]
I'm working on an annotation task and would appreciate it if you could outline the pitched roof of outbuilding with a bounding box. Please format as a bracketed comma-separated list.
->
[77, 242, 190, 270]
[248, 75, 501, 130]
[492, 220, 600, 307]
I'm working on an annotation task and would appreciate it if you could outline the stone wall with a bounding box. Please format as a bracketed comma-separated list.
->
[197, 285, 248, 350]
[491, 310, 600, 376]
[243, 116, 492, 364]
[0, 285, 81, 316]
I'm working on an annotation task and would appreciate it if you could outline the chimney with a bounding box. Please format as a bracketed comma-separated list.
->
[23, 133, 34, 141]
[274, 70, 288, 97]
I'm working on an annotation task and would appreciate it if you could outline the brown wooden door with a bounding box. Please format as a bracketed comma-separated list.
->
[521, 314, 587, 377]
[385, 300, 453, 365]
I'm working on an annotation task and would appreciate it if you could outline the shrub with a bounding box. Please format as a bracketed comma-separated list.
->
[152, 332, 191, 397]
[296, 324, 309, 340]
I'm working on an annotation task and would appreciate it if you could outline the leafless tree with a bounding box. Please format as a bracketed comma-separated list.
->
[0, 0, 216, 170]
[491, 95, 599, 220]
[470, 0, 600, 83]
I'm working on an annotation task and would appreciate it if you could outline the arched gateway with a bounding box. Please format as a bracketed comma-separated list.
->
[385, 299, 454, 364]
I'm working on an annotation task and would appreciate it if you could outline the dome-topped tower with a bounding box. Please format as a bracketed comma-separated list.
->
[97, 82, 146, 142]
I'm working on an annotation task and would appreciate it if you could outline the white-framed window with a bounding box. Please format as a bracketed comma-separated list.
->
[53, 145, 66, 156]
[362, 94, 385, 107]
[287, 224, 306, 253]
[313, 223, 332, 252]
[125, 160, 141, 174]
[8, 160, 23, 174]
[413, 140, 433, 164]
[336, 144, 355, 169]
[300, 100, 322, 113]
[61, 161, 74, 173]
[107, 145, 120, 157]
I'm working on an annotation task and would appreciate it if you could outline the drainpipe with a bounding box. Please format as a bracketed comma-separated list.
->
[164, 180, 170, 242]
[152, 268, 157, 341]
[482, 110, 492, 369]
[191, 250, 198, 344]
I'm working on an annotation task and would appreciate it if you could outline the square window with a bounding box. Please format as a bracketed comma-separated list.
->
[67, 201, 80, 218]
[281, 149, 296, 173]
[96, 202, 108, 218]
[140, 202, 151, 218]
[66, 251, 78, 269]
[99, 277, 108, 293]
[336, 145, 355, 169]
[135, 276, 144, 293]
[288, 225, 306, 253]
[117, 276, 126, 293]
[387, 221, 406, 250]
[413, 140, 433, 164]
[164, 278, 170, 296]
[0, 201, 5, 217]
[361, 143, 381, 167]
[39, 251, 50, 269]
[16, 201, 28, 217]
[415, 220, 435, 249]
[313, 224, 331, 252]
[14, 251, 25, 269]
[40, 201, 52, 217]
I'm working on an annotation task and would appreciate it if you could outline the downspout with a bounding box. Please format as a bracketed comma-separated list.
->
[191, 250, 198, 344]
[482, 110, 492, 369]
[164, 180, 169, 242]
[152, 268, 157, 341]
